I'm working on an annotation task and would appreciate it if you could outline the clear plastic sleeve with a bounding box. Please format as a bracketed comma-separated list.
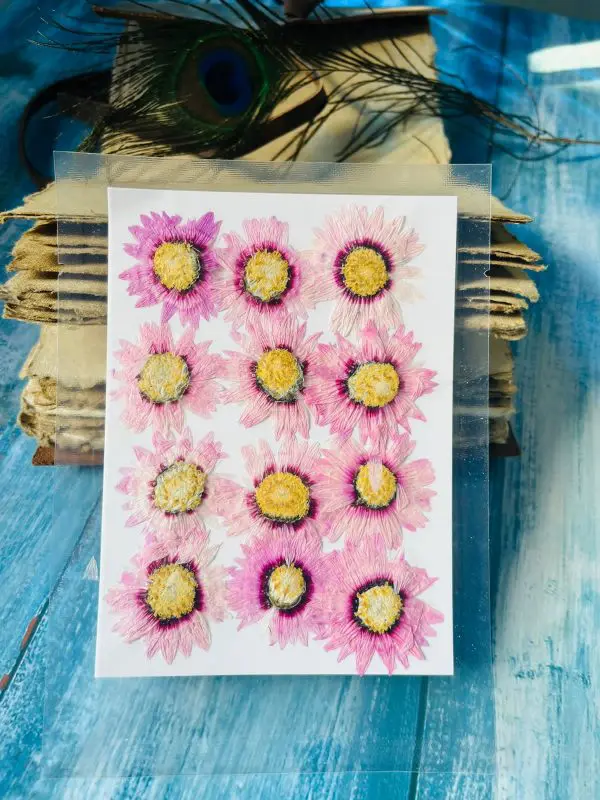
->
[46, 153, 493, 787]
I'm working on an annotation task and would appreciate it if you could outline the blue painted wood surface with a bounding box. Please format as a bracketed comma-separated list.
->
[1, 3, 599, 797]
[487, 12, 600, 798]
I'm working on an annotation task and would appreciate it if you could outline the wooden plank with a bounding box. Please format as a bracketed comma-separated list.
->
[0, 611, 411, 798]
[0, 0, 115, 690]
[2, 3, 598, 797]
[411, 7, 505, 793]
[1, 5, 491, 795]
[0, 427, 101, 680]
[416, 774, 494, 800]
[489, 7, 600, 799]
[414, 456, 495, 790]
[0, 610, 46, 796]
[22, 493, 420, 790]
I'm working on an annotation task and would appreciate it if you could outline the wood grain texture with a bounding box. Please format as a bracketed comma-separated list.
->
[39, 491, 420, 785]
[0, 0, 111, 684]
[0, 432, 101, 678]
[1, 3, 599, 799]
[488, 9, 600, 799]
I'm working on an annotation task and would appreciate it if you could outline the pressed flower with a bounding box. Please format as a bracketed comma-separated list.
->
[112, 322, 224, 434]
[224, 439, 324, 539]
[120, 211, 221, 327]
[228, 531, 326, 647]
[223, 313, 321, 440]
[317, 436, 435, 548]
[117, 428, 239, 545]
[308, 205, 424, 335]
[315, 537, 443, 674]
[305, 322, 436, 445]
[216, 217, 317, 328]
[106, 534, 227, 663]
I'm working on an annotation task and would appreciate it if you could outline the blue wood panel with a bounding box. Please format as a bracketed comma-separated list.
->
[1, 2, 600, 798]
[0, 431, 101, 679]
[0, 610, 45, 794]
[0, 0, 111, 683]
[415, 8, 505, 787]
[37, 487, 420, 784]
[488, 8, 600, 798]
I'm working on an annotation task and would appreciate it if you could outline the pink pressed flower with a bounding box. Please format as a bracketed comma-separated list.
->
[106, 533, 227, 664]
[305, 322, 436, 445]
[228, 531, 326, 648]
[117, 428, 240, 545]
[112, 322, 224, 435]
[307, 205, 424, 335]
[222, 313, 322, 441]
[315, 537, 443, 675]
[316, 436, 435, 549]
[215, 216, 317, 328]
[224, 439, 324, 540]
[120, 211, 221, 327]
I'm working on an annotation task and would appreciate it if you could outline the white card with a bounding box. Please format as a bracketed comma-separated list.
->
[97, 187, 457, 677]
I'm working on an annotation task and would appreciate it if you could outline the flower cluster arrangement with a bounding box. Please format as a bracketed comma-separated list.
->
[107, 206, 443, 674]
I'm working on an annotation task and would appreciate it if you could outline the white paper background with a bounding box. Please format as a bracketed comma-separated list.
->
[97, 187, 457, 677]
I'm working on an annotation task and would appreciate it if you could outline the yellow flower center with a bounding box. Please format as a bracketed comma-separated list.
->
[255, 471, 310, 523]
[341, 245, 389, 298]
[153, 462, 206, 514]
[267, 563, 307, 610]
[244, 249, 290, 302]
[146, 563, 197, 621]
[354, 581, 403, 634]
[347, 362, 400, 408]
[137, 353, 190, 404]
[153, 241, 200, 292]
[255, 348, 304, 401]
[355, 462, 397, 509]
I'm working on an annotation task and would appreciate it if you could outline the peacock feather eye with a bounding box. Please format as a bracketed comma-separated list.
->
[174, 31, 268, 127]
[26, 2, 569, 184]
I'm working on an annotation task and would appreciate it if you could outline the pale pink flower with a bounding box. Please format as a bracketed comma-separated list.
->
[112, 322, 224, 435]
[307, 205, 424, 335]
[223, 439, 324, 540]
[117, 428, 239, 545]
[314, 537, 443, 675]
[215, 216, 317, 328]
[316, 436, 435, 549]
[305, 322, 436, 445]
[228, 531, 326, 648]
[120, 211, 221, 328]
[222, 313, 321, 441]
[106, 533, 227, 664]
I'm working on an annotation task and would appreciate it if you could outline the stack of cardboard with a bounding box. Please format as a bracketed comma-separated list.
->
[0, 7, 544, 462]
[458, 223, 545, 449]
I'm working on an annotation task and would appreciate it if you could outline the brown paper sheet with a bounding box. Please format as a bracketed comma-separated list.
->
[21, 324, 107, 389]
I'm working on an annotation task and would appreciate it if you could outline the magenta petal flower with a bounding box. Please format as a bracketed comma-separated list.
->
[215, 216, 317, 328]
[121, 211, 221, 327]
[316, 436, 435, 549]
[307, 205, 424, 335]
[315, 537, 443, 675]
[117, 428, 240, 545]
[228, 531, 326, 648]
[106, 533, 227, 664]
[112, 322, 224, 435]
[305, 322, 436, 445]
[223, 313, 322, 440]
[224, 439, 324, 540]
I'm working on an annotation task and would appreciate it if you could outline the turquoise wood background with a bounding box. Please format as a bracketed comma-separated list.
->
[1, 2, 598, 797]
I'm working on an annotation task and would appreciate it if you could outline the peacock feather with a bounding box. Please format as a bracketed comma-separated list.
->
[30, 0, 595, 178]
